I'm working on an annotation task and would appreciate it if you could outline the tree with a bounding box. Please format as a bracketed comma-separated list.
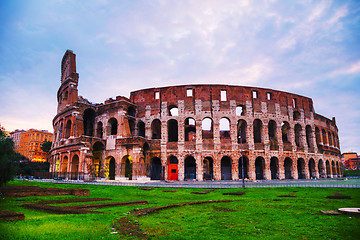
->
[0, 125, 18, 186]
[41, 141, 52, 153]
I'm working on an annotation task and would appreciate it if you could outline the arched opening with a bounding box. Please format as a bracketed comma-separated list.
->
[294, 124, 302, 147]
[96, 122, 103, 138]
[168, 105, 178, 116]
[268, 120, 277, 150]
[270, 157, 279, 179]
[332, 161, 337, 177]
[71, 155, 79, 174]
[203, 157, 213, 180]
[185, 118, 196, 142]
[137, 121, 145, 137]
[293, 111, 300, 121]
[220, 118, 231, 139]
[238, 156, 249, 179]
[284, 157, 293, 179]
[128, 119, 135, 137]
[281, 122, 290, 143]
[237, 120, 247, 143]
[168, 119, 178, 142]
[121, 155, 133, 180]
[107, 118, 118, 136]
[65, 120, 72, 138]
[336, 162, 340, 177]
[150, 157, 162, 180]
[83, 108, 96, 137]
[127, 106, 136, 117]
[253, 119, 263, 143]
[297, 158, 306, 179]
[151, 119, 161, 139]
[168, 156, 178, 181]
[328, 132, 333, 146]
[309, 158, 316, 179]
[318, 159, 325, 178]
[184, 156, 196, 180]
[202, 117, 213, 139]
[322, 129, 328, 145]
[109, 157, 115, 180]
[93, 141, 105, 177]
[255, 157, 265, 180]
[306, 125, 312, 148]
[61, 156, 68, 173]
[221, 156, 232, 180]
[326, 160, 331, 178]
[236, 105, 245, 116]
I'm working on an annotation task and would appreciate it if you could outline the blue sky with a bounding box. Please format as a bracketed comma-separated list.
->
[0, 0, 359, 153]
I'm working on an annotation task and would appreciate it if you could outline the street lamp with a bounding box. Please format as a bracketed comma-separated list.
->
[238, 127, 245, 188]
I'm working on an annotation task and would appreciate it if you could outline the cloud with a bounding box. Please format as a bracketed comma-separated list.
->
[330, 60, 360, 76]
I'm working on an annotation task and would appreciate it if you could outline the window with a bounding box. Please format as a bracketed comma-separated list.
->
[267, 92, 272, 100]
[186, 88, 193, 97]
[154, 91, 160, 100]
[221, 90, 227, 101]
[293, 98, 297, 108]
[252, 91, 258, 99]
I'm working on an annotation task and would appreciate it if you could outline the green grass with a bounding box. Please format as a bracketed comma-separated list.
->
[0, 181, 359, 239]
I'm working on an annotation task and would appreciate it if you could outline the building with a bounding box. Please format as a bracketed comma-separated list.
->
[9, 129, 25, 151]
[49, 50, 343, 181]
[342, 152, 360, 170]
[12, 129, 53, 162]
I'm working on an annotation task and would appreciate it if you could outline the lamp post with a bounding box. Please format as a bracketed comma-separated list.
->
[238, 127, 245, 188]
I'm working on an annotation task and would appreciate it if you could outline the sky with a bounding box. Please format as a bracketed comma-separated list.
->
[0, 0, 359, 153]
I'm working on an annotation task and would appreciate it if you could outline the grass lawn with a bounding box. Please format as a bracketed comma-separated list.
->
[0, 180, 359, 240]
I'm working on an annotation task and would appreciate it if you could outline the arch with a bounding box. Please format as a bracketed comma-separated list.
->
[93, 141, 105, 177]
[61, 156, 68, 172]
[315, 127, 321, 145]
[281, 121, 290, 143]
[121, 155, 133, 180]
[294, 124, 302, 147]
[168, 156, 178, 181]
[268, 120, 277, 150]
[336, 162, 340, 177]
[306, 125, 312, 148]
[328, 131, 333, 146]
[220, 117, 230, 139]
[236, 105, 245, 116]
[293, 111, 300, 121]
[322, 129, 328, 145]
[284, 157, 293, 179]
[71, 155, 79, 173]
[309, 158, 316, 179]
[168, 105, 178, 116]
[108, 157, 115, 180]
[221, 156, 232, 180]
[203, 157, 214, 180]
[128, 119, 135, 137]
[83, 108, 96, 137]
[253, 119, 263, 143]
[202, 117, 213, 139]
[184, 156, 197, 180]
[137, 120, 145, 137]
[151, 119, 161, 139]
[255, 156, 265, 180]
[326, 160, 331, 178]
[318, 159, 325, 178]
[65, 120, 72, 138]
[237, 120, 247, 143]
[107, 118, 118, 136]
[185, 118, 196, 142]
[96, 122, 103, 138]
[331, 161, 337, 177]
[297, 158, 306, 179]
[127, 106, 136, 117]
[270, 157, 279, 179]
[168, 119, 178, 142]
[238, 155, 249, 179]
[150, 157, 162, 180]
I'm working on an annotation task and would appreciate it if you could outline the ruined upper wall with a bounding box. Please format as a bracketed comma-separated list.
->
[130, 84, 315, 117]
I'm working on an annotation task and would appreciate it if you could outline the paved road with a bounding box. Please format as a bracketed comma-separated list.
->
[30, 177, 360, 188]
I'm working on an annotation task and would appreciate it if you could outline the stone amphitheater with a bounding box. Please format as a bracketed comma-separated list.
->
[49, 50, 343, 182]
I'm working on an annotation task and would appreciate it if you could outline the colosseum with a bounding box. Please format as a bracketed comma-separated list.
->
[49, 50, 343, 181]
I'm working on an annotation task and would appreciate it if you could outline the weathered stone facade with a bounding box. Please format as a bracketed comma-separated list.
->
[49, 50, 343, 181]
